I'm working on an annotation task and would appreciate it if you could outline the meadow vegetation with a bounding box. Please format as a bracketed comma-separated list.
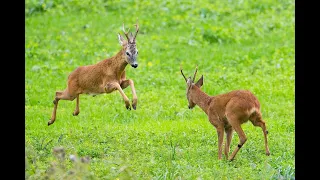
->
[25, 0, 295, 179]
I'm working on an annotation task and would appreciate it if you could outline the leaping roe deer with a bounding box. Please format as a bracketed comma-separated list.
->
[48, 22, 140, 126]
[180, 65, 270, 161]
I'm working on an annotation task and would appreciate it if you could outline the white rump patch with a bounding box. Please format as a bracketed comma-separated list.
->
[248, 107, 256, 114]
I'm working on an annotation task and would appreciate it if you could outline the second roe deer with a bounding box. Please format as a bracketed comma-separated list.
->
[48, 22, 140, 126]
[180, 65, 270, 161]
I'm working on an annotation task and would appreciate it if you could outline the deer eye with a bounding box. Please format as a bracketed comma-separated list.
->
[126, 52, 130, 56]
[136, 51, 138, 55]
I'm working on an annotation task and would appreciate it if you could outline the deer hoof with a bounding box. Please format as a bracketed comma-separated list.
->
[132, 104, 136, 110]
[48, 120, 53, 126]
[126, 105, 131, 110]
[266, 152, 270, 156]
[72, 112, 79, 116]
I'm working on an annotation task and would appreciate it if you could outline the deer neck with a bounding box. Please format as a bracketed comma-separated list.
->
[101, 48, 128, 75]
[190, 86, 212, 114]
[113, 48, 128, 72]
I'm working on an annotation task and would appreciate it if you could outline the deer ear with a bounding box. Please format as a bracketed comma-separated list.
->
[195, 75, 203, 87]
[118, 33, 124, 45]
[187, 78, 192, 86]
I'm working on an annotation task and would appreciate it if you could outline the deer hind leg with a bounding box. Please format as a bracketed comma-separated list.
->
[227, 114, 247, 161]
[120, 79, 138, 110]
[224, 126, 233, 160]
[106, 82, 131, 110]
[72, 94, 80, 116]
[249, 111, 270, 156]
[48, 90, 76, 126]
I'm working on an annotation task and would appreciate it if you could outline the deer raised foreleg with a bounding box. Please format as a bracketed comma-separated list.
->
[120, 79, 137, 110]
[106, 82, 131, 110]
[48, 90, 77, 126]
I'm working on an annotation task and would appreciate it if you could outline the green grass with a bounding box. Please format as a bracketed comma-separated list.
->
[25, 0, 295, 179]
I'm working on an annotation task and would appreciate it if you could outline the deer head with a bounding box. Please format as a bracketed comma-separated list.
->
[118, 21, 140, 68]
[180, 65, 203, 109]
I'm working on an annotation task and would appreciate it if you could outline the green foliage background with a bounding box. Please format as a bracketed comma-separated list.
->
[25, 0, 295, 179]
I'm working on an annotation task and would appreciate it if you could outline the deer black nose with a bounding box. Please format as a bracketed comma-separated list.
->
[132, 64, 138, 68]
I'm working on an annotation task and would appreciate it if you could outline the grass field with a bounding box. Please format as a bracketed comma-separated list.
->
[25, 0, 295, 179]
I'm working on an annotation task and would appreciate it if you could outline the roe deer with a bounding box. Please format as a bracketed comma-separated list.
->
[48, 22, 140, 126]
[180, 65, 270, 160]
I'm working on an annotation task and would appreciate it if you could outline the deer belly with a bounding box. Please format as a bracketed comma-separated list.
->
[104, 85, 117, 93]
[82, 86, 105, 96]
[87, 92, 102, 96]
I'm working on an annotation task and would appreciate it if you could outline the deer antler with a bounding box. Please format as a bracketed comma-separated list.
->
[192, 65, 198, 82]
[133, 19, 139, 42]
[180, 65, 187, 82]
[122, 23, 131, 42]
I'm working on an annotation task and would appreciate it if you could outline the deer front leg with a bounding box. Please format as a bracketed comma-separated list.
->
[120, 79, 138, 110]
[216, 126, 224, 160]
[106, 82, 131, 110]
[209, 116, 224, 160]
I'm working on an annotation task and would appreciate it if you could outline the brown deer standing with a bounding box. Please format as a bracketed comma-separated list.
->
[48, 22, 140, 126]
[180, 66, 270, 161]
